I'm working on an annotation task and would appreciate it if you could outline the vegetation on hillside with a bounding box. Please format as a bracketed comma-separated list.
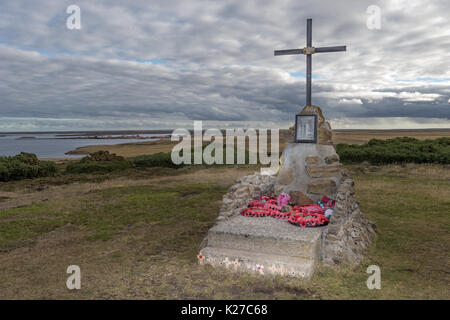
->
[3, 136, 450, 180]
[65, 151, 132, 174]
[66, 147, 256, 174]
[0, 152, 58, 182]
[133, 152, 184, 169]
[336, 137, 450, 165]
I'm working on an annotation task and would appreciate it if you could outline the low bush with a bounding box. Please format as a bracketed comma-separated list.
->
[336, 137, 450, 165]
[66, 161, 132, 174]
[131, 146, 258, 169]
[0, 152, 58, 181]
[132, 152, 184, 169]
[65, 151, 132, 174]
[80, 150, 126, 162]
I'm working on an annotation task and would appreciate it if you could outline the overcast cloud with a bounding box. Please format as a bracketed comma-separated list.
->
[0, 0, 449, 131]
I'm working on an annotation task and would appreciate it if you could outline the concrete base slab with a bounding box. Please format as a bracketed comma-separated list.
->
[199, 215, 326, 279]
[207, 215, 324, 259]
[199, 246, 317, 279]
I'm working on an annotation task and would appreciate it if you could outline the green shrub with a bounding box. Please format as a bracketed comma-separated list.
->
[37, 160, 59, 177]
[80, 150, 125, 162]
[336, 137, 450, 165]
[130, 146, 257, 169]
[0, 162, 10, 181]
[65, 160, 132, 174]
[11, 152, 40, 165]
[132, 152, 184, 169]
[65, 151, 132, 174]
[0, 152, 58, 181]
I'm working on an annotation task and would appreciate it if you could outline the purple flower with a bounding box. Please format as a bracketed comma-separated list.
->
[277, 192, 290, 207]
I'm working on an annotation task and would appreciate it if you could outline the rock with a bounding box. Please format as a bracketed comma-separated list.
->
[288, 190, 314, 205]
[273, 184, 285, 196]
[217, 173, 277, 221]
[361, 161, 370, 168]
[325, 154, 340, 164]
[277, 167, 294, 185]
[327, 225, 340, 235]
[307, 179, 337, 195]
[236, 185, 253, 196]
[321, 176, 377, 267]
[305, 155, 321, 165]
[306, 163, 342, 178]
[300, 105, 333, 145]
[222, 197, 233, 205]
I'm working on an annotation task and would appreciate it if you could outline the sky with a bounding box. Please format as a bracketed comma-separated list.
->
[0, 0, 449, 131]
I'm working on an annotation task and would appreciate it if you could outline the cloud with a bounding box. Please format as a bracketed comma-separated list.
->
[338, 99, 363, 105]
[0, 0, 449, 131]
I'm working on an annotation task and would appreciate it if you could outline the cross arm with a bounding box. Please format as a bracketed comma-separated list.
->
[275, 45, 346, 56]
[315, 46, 346, 53]
[274, 49, 303, 56]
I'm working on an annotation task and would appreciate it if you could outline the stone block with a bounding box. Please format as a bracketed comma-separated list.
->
[305, 155, 321, 165]
[307, 179, 337, 195]
[277, 167, 294, 185]
[318, 122, 333, 145]
[306, 163, 342, 178]
[327, 225, 340, 235]
[326, 234, 339, 241]
[289, 190, 314, 205]
[235, 186, 251, 198]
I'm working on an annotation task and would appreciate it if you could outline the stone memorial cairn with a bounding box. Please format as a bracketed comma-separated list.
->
[198, 106, 376, 279]
[199, 18, 375, 278]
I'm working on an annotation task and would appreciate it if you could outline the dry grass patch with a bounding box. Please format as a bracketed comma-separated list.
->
[67, 139, 178, 157]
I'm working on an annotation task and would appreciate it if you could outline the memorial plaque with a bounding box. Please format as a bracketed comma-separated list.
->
[294, 114, 317, 143]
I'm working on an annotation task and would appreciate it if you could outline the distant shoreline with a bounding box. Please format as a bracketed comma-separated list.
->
[60, 128, 450, 159]
[0, 130, 175, 135]
[2, 128, 449, 160]
[1, 128, 449, 135]
[16, 136, 170, 140]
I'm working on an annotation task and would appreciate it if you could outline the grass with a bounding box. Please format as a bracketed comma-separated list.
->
[0, 165, 244, 192]
[348, 165, 450, 299]
[0, 182, 225, 251]
[0, 164, 448, 299]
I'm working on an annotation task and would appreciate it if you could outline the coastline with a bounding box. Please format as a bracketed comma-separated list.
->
[59, 128, 450, 159]
[4, 128, 448, 160]
[62, 138, 176, 158]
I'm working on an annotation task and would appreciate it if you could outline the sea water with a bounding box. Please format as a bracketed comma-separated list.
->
[0, 133, 163, 159]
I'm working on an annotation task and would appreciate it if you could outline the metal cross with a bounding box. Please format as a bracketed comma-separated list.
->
[274, 19, 346, 106]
